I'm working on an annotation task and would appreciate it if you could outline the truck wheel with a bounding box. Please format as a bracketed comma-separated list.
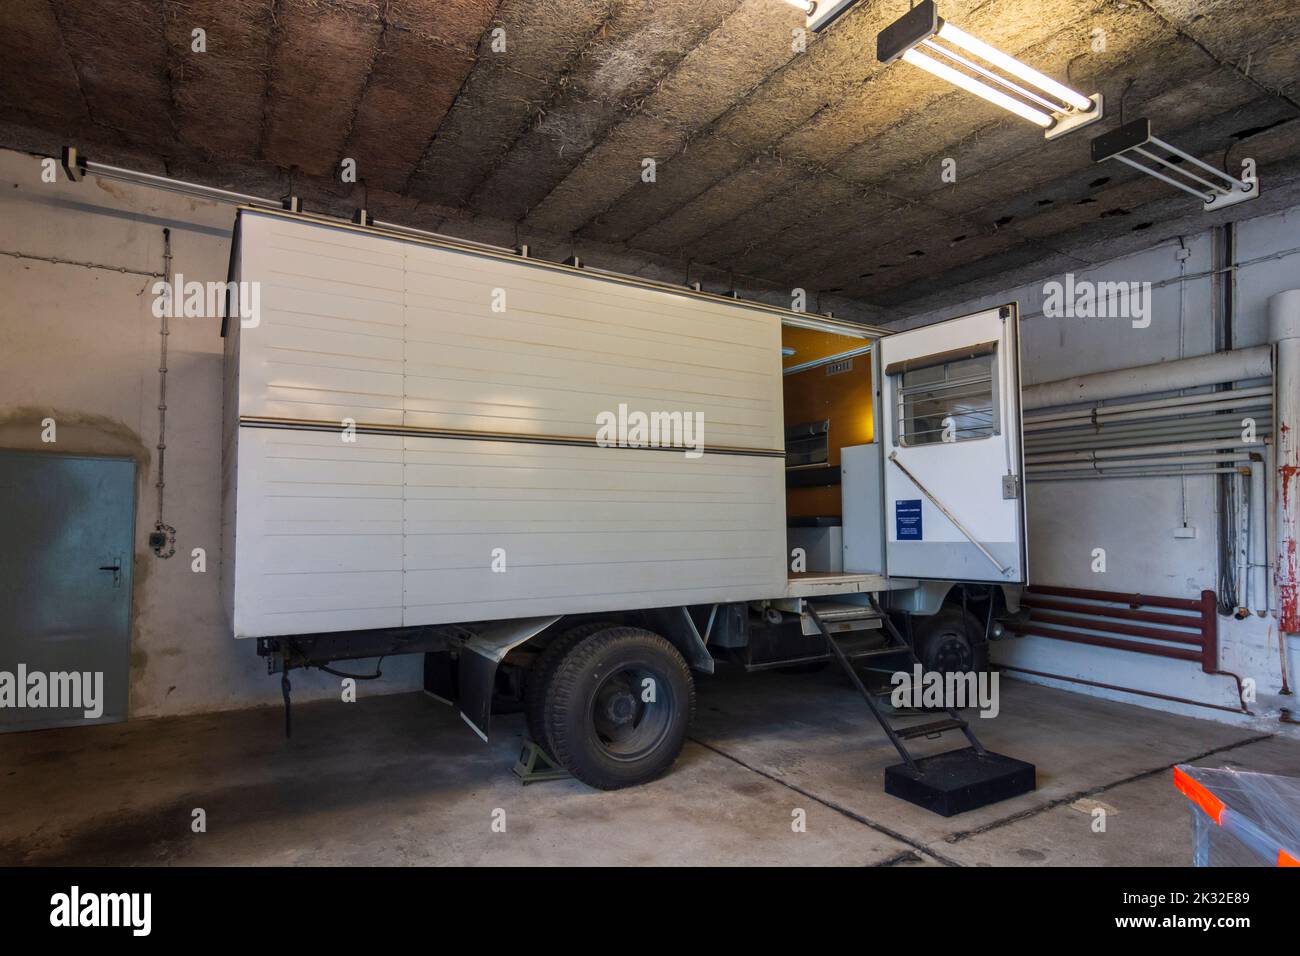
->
[523, 621, 612, 754]
[544, 627, 695, 790]
[914, 607, 983, 675]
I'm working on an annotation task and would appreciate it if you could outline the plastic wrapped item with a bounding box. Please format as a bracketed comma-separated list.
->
[1174, 765, 1300, 867]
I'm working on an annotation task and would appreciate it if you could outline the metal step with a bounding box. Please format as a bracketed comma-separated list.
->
[743, 632, 903, 672]
[895, 717, 967, 740]
[831, 632, 893, 654]
[853, 644, 910, 659]
[805, 601, 883, 623]
[806, 599, 1036, 816]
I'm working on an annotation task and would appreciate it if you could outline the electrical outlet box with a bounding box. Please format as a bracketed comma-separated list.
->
[1173, 525, 1197, 539]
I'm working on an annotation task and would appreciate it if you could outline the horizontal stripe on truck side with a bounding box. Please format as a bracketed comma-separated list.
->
[238, 416, 787, 458]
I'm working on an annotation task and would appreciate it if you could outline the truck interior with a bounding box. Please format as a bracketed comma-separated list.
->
[781, 322, 881, 583]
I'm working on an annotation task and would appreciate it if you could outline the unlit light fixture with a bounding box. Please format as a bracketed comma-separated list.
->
[1091, 118, 1260, 212]
[817, 0, 1103, 139]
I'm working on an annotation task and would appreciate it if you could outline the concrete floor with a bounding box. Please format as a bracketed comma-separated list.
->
[1, 669, 1295, 866]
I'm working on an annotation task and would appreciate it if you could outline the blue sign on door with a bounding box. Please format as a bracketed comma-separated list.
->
[895, 499, 923, 540]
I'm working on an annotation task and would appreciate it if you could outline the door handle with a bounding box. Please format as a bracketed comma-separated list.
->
[98, 560, 122, 588]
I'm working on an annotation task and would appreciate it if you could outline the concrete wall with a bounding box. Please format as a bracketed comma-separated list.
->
[0, 147, 429, 717]
[898, 203, 1300, 728]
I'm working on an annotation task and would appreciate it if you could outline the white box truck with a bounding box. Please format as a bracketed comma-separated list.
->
[222, 208, 1029, 791]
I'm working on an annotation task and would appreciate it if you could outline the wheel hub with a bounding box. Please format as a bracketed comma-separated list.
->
[589, 666, 674, 761]
[601, 688, 636, 726]
[934, 635, 973, 673]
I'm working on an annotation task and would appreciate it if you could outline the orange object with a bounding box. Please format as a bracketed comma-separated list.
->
[1173, 766, 1226, 825]
[782, 334, 874, 520]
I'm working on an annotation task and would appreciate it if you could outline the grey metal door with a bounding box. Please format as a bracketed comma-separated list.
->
[0, 451, 135, 731]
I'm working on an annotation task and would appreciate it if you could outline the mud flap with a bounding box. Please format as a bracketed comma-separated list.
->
[456, 617, 560, 741]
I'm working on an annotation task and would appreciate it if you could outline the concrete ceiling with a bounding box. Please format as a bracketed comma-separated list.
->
[3, 0, 1299, 321]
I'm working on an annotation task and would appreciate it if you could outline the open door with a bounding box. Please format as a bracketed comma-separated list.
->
[879, 304, 1026, 583]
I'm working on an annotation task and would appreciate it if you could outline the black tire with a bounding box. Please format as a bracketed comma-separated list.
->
[913, 607, 983, 675]
[523, 621, 612, 754]
[544, 626, 694, 790]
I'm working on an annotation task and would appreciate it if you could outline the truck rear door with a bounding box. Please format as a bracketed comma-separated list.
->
[878, 304, 1027, 584]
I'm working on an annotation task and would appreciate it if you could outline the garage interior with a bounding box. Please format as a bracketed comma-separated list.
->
[2, 0, 1299, 868]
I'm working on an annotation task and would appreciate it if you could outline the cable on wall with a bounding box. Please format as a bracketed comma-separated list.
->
[150, 227, 176, 559]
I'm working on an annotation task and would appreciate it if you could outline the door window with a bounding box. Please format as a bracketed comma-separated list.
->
[895, 351, 999, 446]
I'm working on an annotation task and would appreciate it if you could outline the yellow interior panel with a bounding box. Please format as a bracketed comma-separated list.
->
[781, 325, 871, 369]
[782, 343, 874, 520]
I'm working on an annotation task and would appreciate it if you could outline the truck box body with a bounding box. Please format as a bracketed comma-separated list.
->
[223, 210, 1027, 642]
[223, 210, 796, 638]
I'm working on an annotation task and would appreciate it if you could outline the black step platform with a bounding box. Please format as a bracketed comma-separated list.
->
[807, 600, 1038, 818]
[885, 747, 1036, 817]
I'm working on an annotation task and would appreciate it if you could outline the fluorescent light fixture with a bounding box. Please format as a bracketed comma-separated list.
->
[805, 0, 858, 33]
[872, 1, 1102, 139]
[783, 0, 816, 14]
[902, 48, 1052, 128]
[935, 22, 1092, 112]
[1091, 118, 1260, 212]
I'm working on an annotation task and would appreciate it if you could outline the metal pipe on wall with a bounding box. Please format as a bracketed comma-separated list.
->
[1249, 458, 1268, 616]
[1270, 290, 1300, 634]
[1031, 453, 1256, 474]
[1266, 442, 1278, 616]
[1024, 386, 1273, 428]
[1028, 437, 1269, 462]
[1030, 400, 1272, 424]
[1028, 467, 1246, 482]
[1026, 422, 1271, 453]
[1027, 398, 1273, 430]
[1235, 471, 1250, 614]
[1022, 347, 1273, 410]
[1027, 438, 1263, 466]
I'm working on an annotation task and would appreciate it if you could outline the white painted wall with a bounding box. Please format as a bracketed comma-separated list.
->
[0, 148, 423, 717]
[899, 203, 1300, 728]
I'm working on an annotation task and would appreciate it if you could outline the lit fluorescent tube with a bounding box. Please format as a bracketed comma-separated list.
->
[935, 22, 1093, 112]
[902, 48, 1052, 128]
[784, 0, 816, 14]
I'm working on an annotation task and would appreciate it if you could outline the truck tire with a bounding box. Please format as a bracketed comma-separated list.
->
[913, 607, 984, 675]
[544, 627, 695, 790]
[523, 621, 612, 754]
